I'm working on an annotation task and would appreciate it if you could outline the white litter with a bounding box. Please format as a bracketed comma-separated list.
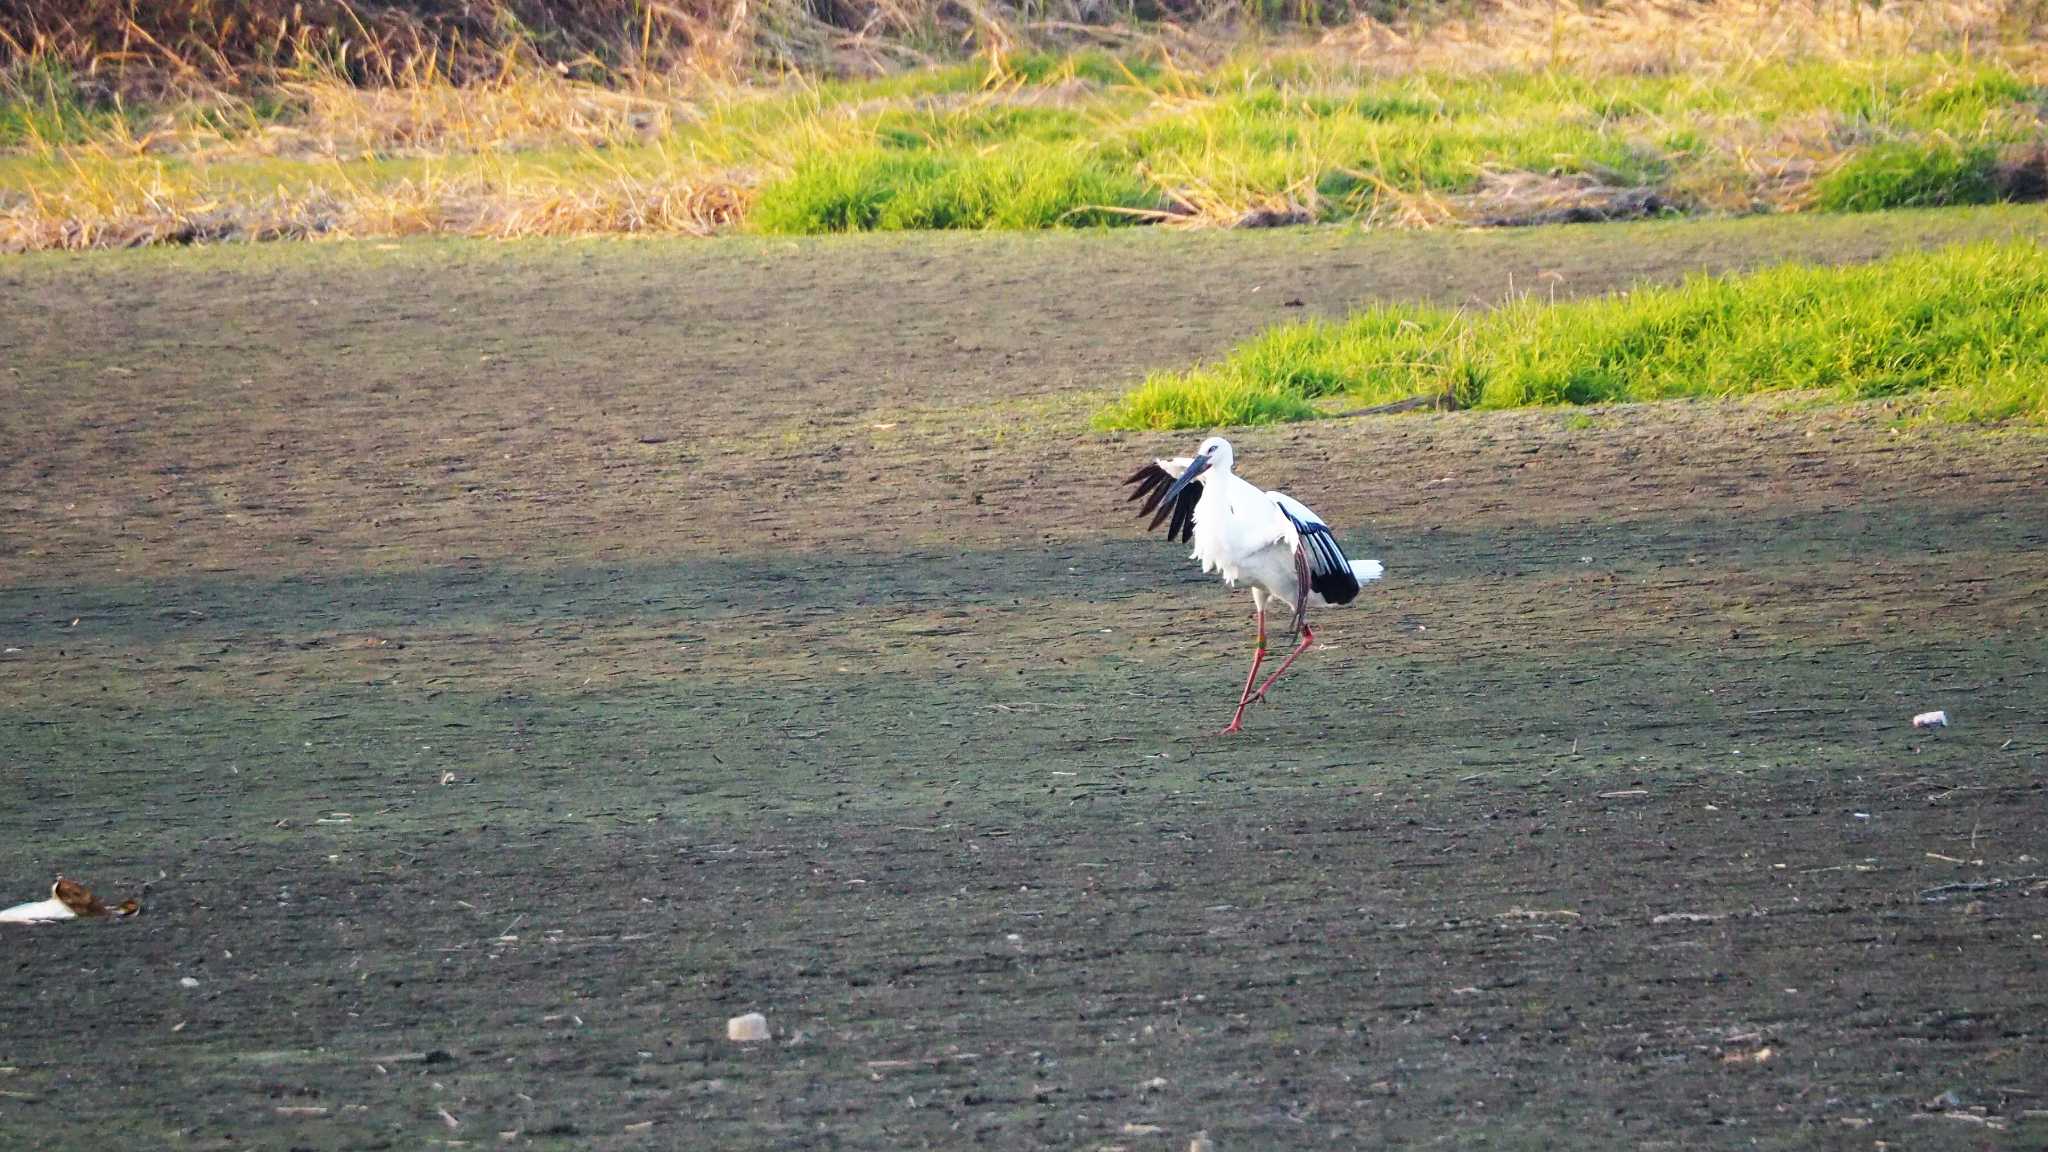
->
[1912, 710, 1949, 729]
[0, 878, 141, 925]
[726, 1013, 770, 1043]
[0, 892, 75, 924]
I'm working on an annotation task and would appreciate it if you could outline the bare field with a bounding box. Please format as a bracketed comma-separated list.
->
[1, 211, 2045, 1149]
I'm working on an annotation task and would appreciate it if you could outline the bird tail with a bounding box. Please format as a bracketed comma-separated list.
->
[1351, 559, 1384, 584]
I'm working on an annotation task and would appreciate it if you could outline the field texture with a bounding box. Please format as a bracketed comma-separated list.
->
[2, 212, 2046, 1149]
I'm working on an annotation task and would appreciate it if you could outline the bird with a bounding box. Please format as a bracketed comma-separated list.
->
[1124, 435, 1382, 733]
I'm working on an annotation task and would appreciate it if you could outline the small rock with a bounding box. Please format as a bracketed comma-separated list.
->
[1912, 710, 1949, 729]
[1140, 1077, 1168, 1094]
[727, 1013, 770, 1043]
[179, 976, 200, 988]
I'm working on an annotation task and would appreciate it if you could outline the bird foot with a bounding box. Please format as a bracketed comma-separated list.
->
[1218, 720, 1245, 735]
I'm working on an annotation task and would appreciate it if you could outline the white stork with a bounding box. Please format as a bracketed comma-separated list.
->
[1125, 435, 1382, 733]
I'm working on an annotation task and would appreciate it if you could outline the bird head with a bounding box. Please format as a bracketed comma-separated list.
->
[1163, 437, 1234, 505]
[1193, 436, 1235, 473]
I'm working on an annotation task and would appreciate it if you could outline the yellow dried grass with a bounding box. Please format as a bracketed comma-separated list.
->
[1318, 0, 2034, 76]
[0, 160, 747, 251]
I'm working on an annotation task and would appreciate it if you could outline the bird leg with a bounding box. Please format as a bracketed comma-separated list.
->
[1220, 607, 1267, 734]
[1249, 619, 1314, 704]
[1249, 547, 1317, 705]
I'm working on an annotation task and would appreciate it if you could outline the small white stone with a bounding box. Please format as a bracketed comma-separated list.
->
[726, 1013, 770, 1043]
[179, 976, 200, 988]
[1912, 710, 1949, 729]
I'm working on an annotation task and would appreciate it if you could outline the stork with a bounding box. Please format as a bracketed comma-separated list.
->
[1125, 436, 1383, 733]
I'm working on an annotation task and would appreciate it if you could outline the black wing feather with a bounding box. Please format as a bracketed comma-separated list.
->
[1276, 505, 1361, 605]
[1123, 462, 1199, 544]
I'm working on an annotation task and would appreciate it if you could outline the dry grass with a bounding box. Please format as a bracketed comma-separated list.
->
[0, 160, 747, 249]
[1317, 0, 2042, 76]
[3, 1, 2044, 248]
[9, 0, 2039, 88]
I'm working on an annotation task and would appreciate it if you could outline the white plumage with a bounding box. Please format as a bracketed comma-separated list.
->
[1125, 435, 1383, 733]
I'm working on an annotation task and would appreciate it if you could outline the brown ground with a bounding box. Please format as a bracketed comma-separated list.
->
[1, 210, 2045, 1150]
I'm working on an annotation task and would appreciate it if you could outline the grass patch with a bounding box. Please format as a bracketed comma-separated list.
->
[749, 144, 1159, 233]
[0, 61, 141, 149]
[1816, 140, 2003, 211]
[743, 51, 2045, 235]
[1096, 241, 2048, 429]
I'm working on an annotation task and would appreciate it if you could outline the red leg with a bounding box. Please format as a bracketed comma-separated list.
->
[1220, 608, 1266, 734]
[1249, 621, 1314, 704]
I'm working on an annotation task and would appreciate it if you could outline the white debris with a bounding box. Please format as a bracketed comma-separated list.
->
[1912, 710, 1949, 729]
[0, 878, 139, 924]
[180, 976, 200, 988]
[726, 1013, 770, 1043]
[0, 896, 75, 924]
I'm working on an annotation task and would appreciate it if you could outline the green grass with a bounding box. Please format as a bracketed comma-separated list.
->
[0, 61, 140, 149]
[749, 142, 1160, 233]
[731, 53, 2044, 233]
[7, 46, 2046, 247]
[1815, 139, 2003, 211]
[1095, 241, 2048, 429]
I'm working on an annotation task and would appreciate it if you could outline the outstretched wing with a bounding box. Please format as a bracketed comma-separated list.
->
[1124, 457, 1200, 544]
[1269, 491, 1362, 606]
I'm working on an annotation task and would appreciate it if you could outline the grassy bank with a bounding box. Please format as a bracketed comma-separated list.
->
[1095, 240, 2048, 428]
[3, 2, 2044, 248]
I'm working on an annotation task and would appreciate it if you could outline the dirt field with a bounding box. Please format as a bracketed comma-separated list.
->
[2, 208, 2046, 1150]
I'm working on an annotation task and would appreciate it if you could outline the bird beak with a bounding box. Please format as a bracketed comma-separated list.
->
[1162, 451, 1211, 505]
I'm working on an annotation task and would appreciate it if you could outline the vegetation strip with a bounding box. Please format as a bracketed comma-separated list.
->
[3, 3, 2044, 247]
[1095, 241, 2048, 429]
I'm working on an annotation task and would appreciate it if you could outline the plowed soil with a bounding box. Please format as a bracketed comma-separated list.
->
[2, 211, 2045, 1150]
